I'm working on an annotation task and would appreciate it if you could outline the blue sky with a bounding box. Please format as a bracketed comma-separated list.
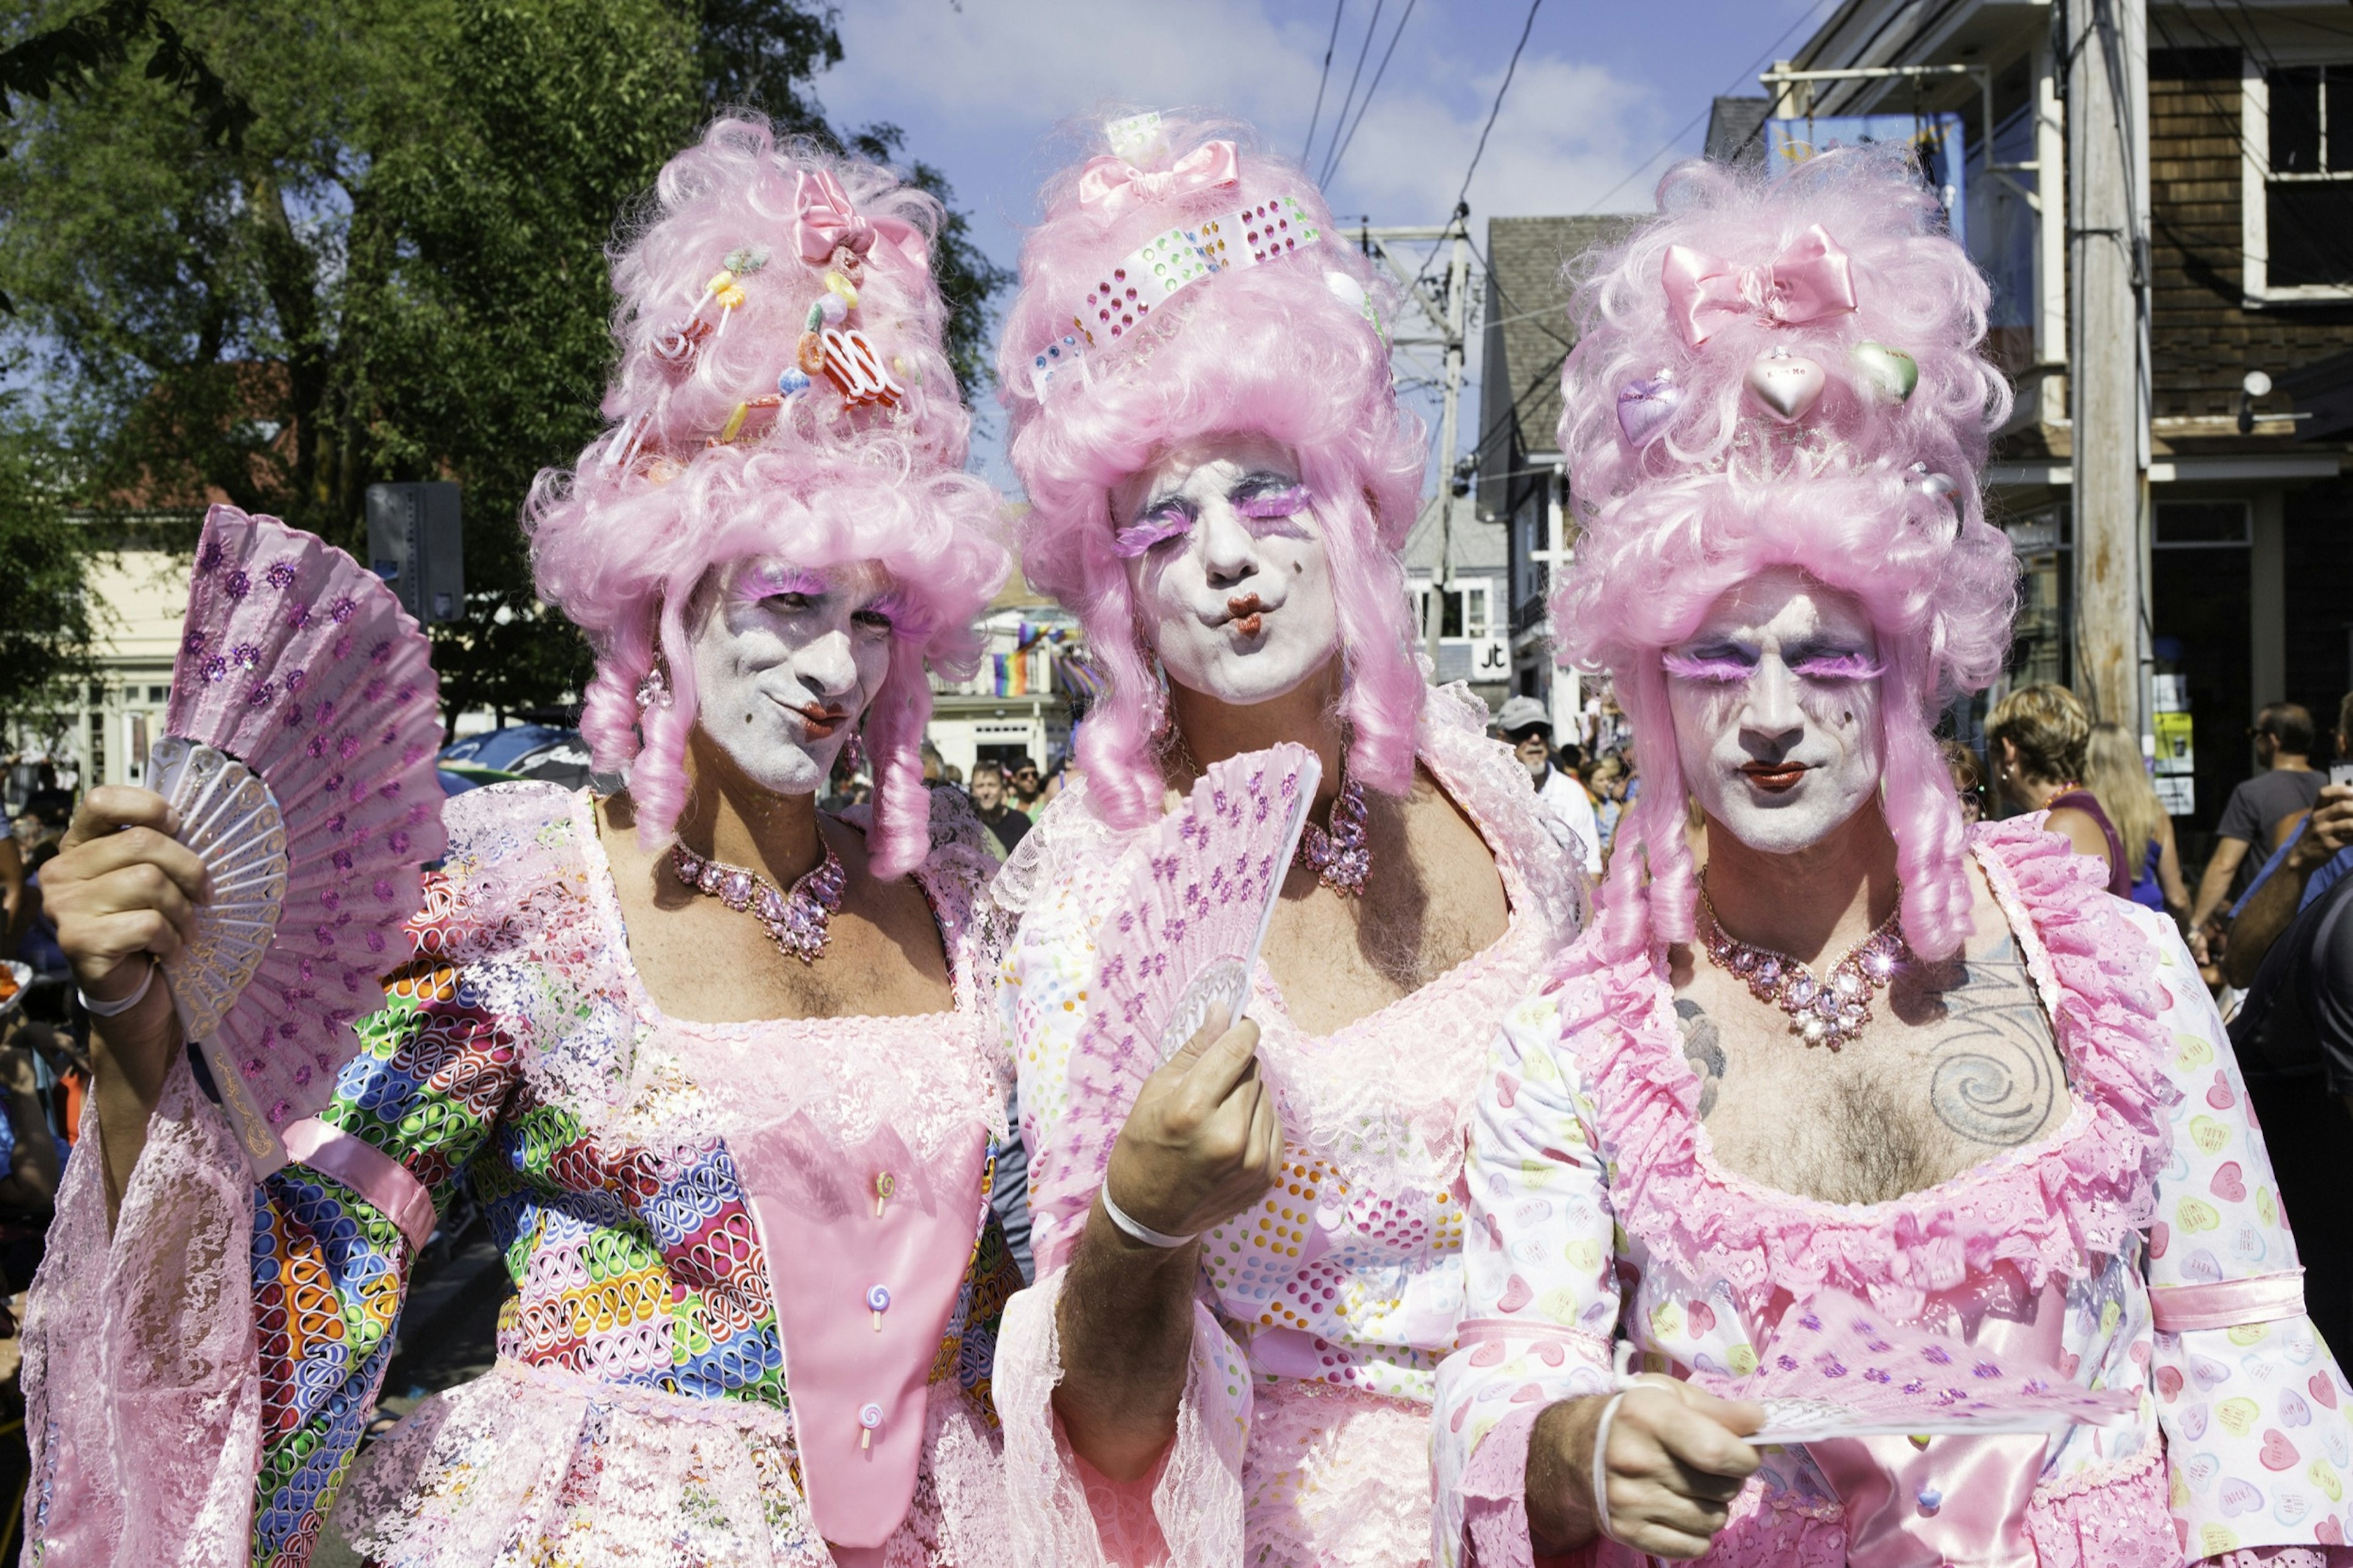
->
[809, 0, 1839, 477]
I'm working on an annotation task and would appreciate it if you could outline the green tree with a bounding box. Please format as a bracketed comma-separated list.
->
[0, 0, 1010, 733]
[0, 405, 94, 735]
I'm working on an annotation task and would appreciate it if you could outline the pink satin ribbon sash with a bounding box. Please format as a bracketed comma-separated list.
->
[792, 169, 930, 275]
[1660, 222, 1858, 346]
[2149, 1269, 2308, 1331]
[281, 1116, 438, 1254]
[1075, 139, 1240, 220]
[1802, 1281, 2067, 1568]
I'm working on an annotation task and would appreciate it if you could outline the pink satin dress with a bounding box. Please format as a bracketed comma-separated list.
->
[1432, 813, 2353, 1568]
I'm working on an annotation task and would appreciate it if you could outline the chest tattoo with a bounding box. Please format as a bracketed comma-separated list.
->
[1909, 936, 2060, 1148]
[1675, 998, 1726, 1119]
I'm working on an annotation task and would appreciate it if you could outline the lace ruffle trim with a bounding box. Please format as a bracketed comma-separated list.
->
[1560, 813, 2173, 1309]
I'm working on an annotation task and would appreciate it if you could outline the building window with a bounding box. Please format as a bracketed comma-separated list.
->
[2267, 67, 2353, 287]
[2244, 59, 2353, 298]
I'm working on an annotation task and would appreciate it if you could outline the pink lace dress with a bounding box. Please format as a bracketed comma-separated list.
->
[23, 782, 1023, 1568]
[1433, 814, 2353, 1568]
[992, 686, 1590, 1568]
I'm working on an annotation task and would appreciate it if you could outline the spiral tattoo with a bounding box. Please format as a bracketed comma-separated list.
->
[1924, 936, 2059, 1147]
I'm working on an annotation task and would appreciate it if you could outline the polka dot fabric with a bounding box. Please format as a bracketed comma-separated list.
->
[995, 687, 1590, 1566]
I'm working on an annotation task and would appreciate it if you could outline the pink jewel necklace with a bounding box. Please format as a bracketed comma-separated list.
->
[1294, 772, 1371, 896]
[1696, 877, 1908, 1051]
[671, 840, 847, 963]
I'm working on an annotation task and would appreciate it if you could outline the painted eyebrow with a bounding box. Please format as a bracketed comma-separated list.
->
[736, 565, 828, 602]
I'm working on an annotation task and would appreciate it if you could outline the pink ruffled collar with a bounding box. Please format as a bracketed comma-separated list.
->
[1557, 814, 2176, 1316]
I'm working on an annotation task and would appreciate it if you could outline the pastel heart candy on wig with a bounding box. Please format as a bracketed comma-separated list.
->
[1746, 347, 1827, 422]
[1616, 374, 1684, 448]
[1851, 341, 1920, 402]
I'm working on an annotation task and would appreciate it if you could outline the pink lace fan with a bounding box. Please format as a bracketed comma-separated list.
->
[149, 504, 445, 1175]
[1736, 1293, 2138, 1442]
[1046, 744, 1320, 1232]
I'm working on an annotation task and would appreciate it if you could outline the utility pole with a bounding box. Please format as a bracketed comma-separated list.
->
[2066, 0, 2151, 732]
[1431, 202, 1472, 672]
[1349, 212, 1476, 675]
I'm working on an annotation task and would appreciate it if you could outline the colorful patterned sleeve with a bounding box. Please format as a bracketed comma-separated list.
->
[249, 882, 523, 1567]
[1433, 987, 1623, 1568]
[2131, 907, 2353, 1559]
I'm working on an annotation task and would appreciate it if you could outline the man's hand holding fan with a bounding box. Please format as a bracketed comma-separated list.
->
[1044, 743, 1322, 1255]
[45, 504, 445, 1182]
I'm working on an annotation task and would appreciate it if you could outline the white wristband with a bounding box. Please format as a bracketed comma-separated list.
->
[80, 958, 157, 1019]
[1099, 1183, 1199, 1249]
[1590, 1391, 1629, 1544]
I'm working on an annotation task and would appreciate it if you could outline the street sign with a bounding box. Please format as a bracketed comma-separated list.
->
[365, 482, 464, 624]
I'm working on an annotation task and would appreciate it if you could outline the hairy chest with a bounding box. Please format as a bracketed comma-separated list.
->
[1260, 776, 1510, 1035]
[1672, 931, 2074, 1206]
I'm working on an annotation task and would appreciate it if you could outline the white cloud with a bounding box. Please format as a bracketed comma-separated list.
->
[823, 0, 1671, 229]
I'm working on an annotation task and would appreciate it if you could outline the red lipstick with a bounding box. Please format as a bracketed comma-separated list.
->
[1227, 593, 1266, 637]
[1739, 760, 1808, 793]
[792, 702, 846, 739]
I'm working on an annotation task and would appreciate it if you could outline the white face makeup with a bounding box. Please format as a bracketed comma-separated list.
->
[1662, 567, 1886, 856]
[1111, 434, 1341, 708]
[687, 557, 901, 797]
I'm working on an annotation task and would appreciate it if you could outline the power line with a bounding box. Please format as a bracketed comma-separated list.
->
[1319, 0, 1386, 181]
[1575, 0, 1842, 214]
[1301, 0, 1349, 165]
[1449, 0, 1544, 222]
[1322, 0, 1420, 184]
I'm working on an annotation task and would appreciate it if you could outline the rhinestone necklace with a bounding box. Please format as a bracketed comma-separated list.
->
[1696, 877, 1908, 1051]
[1295, 771, 1371, 896]
[671, 839, 847, 963]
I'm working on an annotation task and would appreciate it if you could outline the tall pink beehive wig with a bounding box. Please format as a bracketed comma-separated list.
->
[527, 116, 1008, 877]
[1551, 146, 2017, 961]
[999, 110, 1428, 831]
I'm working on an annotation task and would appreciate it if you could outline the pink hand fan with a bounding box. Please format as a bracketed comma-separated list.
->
[1050, 744, 1321, 1220]
[148, 504, 446, 1174]
[1735, 1293, 2138, 1442]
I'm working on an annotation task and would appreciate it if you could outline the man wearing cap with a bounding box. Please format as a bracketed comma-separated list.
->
[1498, 694, 1602, 876]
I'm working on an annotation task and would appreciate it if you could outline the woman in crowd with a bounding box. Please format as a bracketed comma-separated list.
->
[1987, 681, 2132, 895]
[2086, 718, 2192, 922]
[27, 118, 1021, 1567]
[988, 111, 1588, 1566]
[1433, 145, 2353, 1566]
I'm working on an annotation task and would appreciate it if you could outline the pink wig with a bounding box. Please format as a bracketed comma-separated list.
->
[526, 116, 1008, 878]
[998, 111, 1427, 831]
[1552, 148, 2017, 961]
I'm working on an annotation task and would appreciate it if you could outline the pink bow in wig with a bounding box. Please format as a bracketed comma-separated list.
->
[1075, 139, 1241, 221]
[793, 169, 930, 275]
[1661, 223, 1858, 347]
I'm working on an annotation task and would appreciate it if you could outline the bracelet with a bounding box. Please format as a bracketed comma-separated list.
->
[1099, 1182, 1200, 1249]
[1589, 1391, 1628, 1544]
[80, 958, 157, 1019]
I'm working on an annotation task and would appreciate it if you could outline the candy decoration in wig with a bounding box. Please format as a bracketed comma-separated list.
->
[1430, 145, 2353, 1568]
[22, 116, 1024, 1568]
[988, 110, 1591, 1568]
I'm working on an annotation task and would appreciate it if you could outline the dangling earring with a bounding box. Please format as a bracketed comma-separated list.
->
[843, 725, 868, 776]
[634, 660, 673, 712]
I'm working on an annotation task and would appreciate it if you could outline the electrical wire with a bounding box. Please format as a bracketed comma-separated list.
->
[1319, 0, 1386, 181]
[1302, 0, 1349, 166]
[1575, 0, 1843, 214]
[1322, 0, 1422, 185]
[1447, 0, 1544, 221]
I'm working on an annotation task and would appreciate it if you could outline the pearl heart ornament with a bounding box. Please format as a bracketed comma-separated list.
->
[1616, 374, 1685, 449]
[1851, 341, 1920, 402]
[1746, 346, 1827, 422]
